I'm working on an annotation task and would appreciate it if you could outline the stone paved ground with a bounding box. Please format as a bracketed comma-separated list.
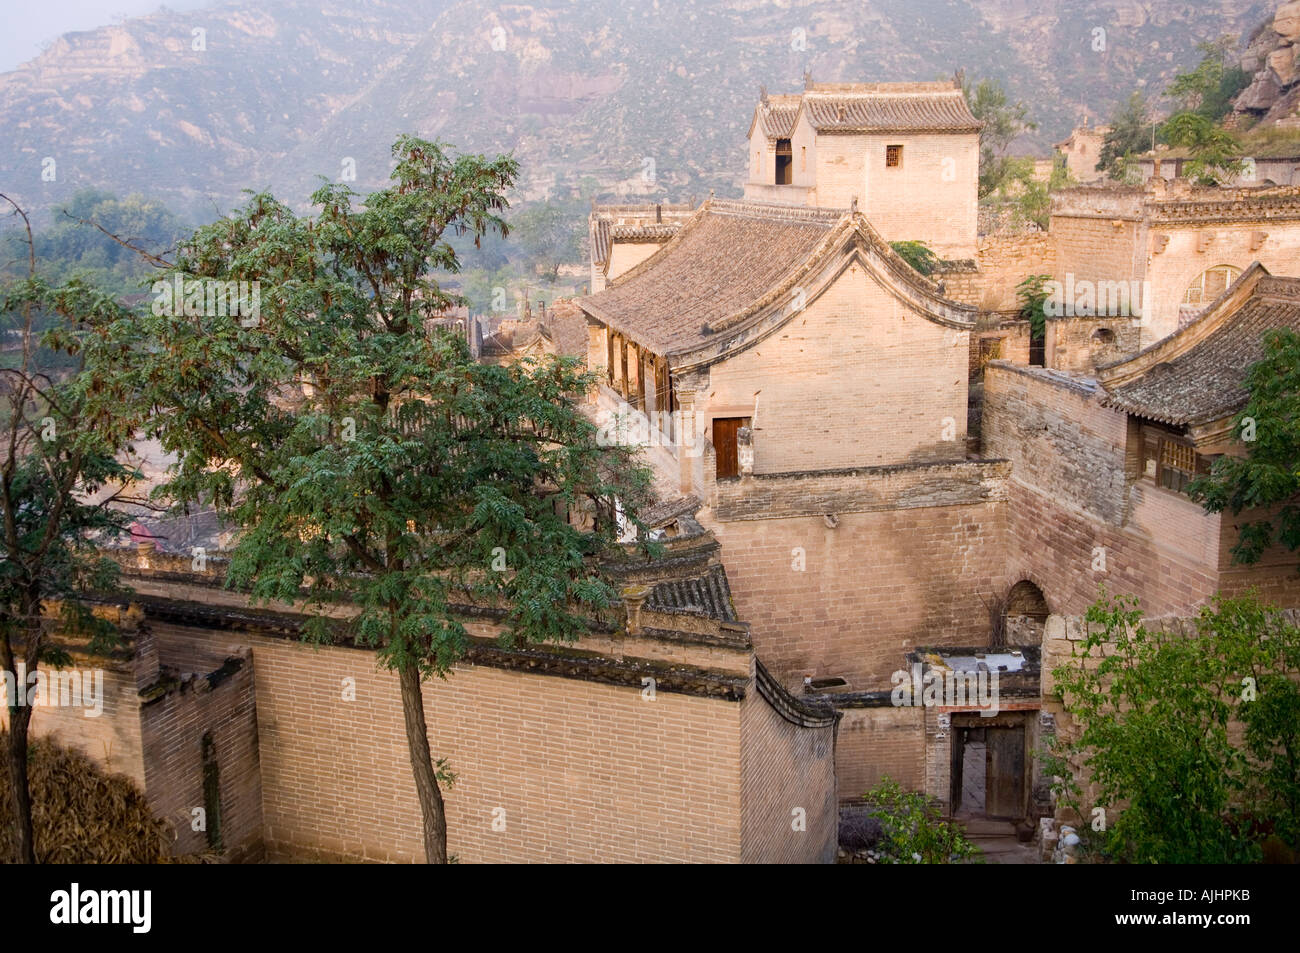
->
[959, 818, 1043, 865]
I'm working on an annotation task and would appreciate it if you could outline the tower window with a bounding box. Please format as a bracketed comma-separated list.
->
[775, 139, 793, 184]
[886, 145, 903, 168]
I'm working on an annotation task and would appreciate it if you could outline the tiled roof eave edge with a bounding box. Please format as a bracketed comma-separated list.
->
[1095, 263, 1271, 388]
[601, 199, 713, 291]
[700, 215, 973, 339]
[810, 123, 981, 134]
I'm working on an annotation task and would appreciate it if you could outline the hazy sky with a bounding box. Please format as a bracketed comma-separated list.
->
[0, 0, 214, 73]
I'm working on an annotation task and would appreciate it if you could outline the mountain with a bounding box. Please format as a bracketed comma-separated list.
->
[0, 0, 1275, 223]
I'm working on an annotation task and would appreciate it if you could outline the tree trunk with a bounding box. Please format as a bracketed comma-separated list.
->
[6, 703, 35, 863]
[398, 659, 448, 863]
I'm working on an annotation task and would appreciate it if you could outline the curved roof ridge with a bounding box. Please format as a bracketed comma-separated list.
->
[1095, 262, 1269, 385]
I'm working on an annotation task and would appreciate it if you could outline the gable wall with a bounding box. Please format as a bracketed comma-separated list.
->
[701, 266, 969, 474]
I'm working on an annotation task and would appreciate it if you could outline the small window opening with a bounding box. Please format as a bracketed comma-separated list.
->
[775, 139, 793, 184]
[886, 144, 903, 168]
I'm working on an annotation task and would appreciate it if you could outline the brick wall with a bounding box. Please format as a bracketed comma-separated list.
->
[740, 668, 838, 862]
[607, 242, 663, 283]
[3, 662, 146, 786]
[1142, 222, 1300, 341]
[980, 362, 1300, 618]
[245, 634, 752, 862]
[834, 706, 925, 799]
[940, 232, 1056, 312]
[815, 132, 977, 259]
[139, 624, 263, 860]
[703, 265, 970, 473]
[704, 498, 1007, 692]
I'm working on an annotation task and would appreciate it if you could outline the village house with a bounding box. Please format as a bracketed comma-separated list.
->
[16, 75, 1300, 862]
[578, 80, 1300, 823]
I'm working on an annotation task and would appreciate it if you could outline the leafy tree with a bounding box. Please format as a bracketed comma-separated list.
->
[1049, 590, 1300, 862]
[0, 195, 143, 863]
[1016, 273, 1052, 342]
[1098, 92, 1155, 181]
[962, 78, 1037, 198]
[1, 190, 186, 297]
[996, 154, 1076, 231]
[126, 137, 655, 863]
[1167, 39, 1251, 123]
[1163, 112, 1246, 185]
[1189, 328, 1300, 565]
[512, 201, 581, 281]
[888, 241, 939, 277]
[860, 777, 980, 863]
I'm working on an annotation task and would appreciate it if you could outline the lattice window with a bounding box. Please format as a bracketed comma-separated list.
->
[1157, 437, 1198, 494]
[1182, 264, 1240, 306]
[886, 144, 903, 168]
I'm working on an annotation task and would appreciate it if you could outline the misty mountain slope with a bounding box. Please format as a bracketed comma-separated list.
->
[0, 0, 1272, 222]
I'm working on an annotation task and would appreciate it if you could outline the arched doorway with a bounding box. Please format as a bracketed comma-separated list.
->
[1005, 580, 1048, 646]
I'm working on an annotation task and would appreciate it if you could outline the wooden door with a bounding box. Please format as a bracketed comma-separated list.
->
[713, 417, 745, 479]
[985, 726, 1025, 819]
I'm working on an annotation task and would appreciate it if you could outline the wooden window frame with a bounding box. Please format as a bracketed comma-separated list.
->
[886, 144, 903, 168]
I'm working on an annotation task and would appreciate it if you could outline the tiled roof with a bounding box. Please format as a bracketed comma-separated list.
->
[1098, 268, 1300, 426]
[799, 82, 979, 133]
[646, 563, 737, 622]
[589, 203, 693, 268]
[754, 94, 802, 138]
[581, 199, 844, 355]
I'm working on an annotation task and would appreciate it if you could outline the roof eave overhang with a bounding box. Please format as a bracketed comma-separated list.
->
[1095, 262, 1271, 390]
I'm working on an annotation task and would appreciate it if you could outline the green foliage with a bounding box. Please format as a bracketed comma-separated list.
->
[992, 155, 1076, 231]
[888, 241, 939, 277]
[1, 191, 187, 298]
[860, 777, 980, 864]
[963, 78, 1037, 198]
[123, 135, 657, 861]
[1167, 39, 1251, 123]
[1098, 93, 1155, 181]
[0, 207, 145, 860]
[1049, 590, 1300, 862]
[1016, 274, 1052, 341]
[127, 135, 655, 675]
[511, 201, 582, 281]
[1163, 112, 1246, 185]
[1189, 328, 1300, 566]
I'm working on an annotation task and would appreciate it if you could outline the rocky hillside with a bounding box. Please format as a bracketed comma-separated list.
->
[0, 0, 1273, 223]
[1236, 1, 1300, 124]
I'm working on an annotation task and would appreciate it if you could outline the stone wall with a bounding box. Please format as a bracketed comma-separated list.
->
[1045, 315, 1142, 374]
[939, 231, 1056, 312]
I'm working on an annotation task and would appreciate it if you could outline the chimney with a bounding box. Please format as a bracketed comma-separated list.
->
[655, 203, 662, 223]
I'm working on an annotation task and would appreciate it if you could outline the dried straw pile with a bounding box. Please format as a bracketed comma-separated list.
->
[0, 730, 172, 863]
